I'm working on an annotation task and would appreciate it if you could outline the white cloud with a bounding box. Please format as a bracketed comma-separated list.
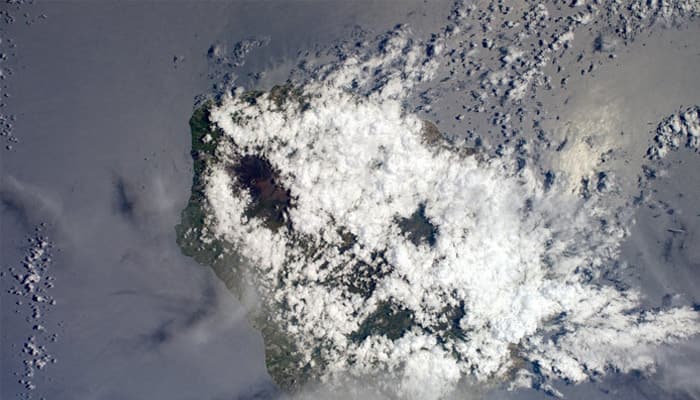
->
[647, 106, 700, 159]
[194, 27, 700, 399]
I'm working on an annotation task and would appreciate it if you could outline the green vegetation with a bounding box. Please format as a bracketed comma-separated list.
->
[342, 251, 392, 299]
[269, 82, 310, 110]
[175, 103, 240, 288]
[175, 101, 308, 392]
[350, 301, 415, 342]
[396, 203, 438, 247]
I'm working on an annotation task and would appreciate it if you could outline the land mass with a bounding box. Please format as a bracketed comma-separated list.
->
[175, 85, 469, 392]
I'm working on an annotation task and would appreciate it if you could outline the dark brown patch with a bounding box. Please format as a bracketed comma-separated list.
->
[421, 120, 477, 156]
[230, 155, 292, 231]
[421, 120, 443, 146]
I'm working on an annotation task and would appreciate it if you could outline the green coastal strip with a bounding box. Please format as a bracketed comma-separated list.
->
[175, 96, 309, 391]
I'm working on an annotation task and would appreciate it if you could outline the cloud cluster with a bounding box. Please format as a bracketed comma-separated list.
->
[194, 29, 699, 399]
[647, 105, 700, 160]
[5, 226, 57, 394]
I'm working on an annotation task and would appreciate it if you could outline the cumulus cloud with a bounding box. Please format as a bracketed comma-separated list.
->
[190, 27, 700, 399]
[647, 106, 700, 160]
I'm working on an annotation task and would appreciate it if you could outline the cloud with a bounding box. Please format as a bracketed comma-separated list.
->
[122, 278, 248, 351]
[646, 106, 700, 160]
[108, 171, 186, 234]
[653, 339, 700, 399]
[190, 19, 700, 400]
[0, 174, 63, 229]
